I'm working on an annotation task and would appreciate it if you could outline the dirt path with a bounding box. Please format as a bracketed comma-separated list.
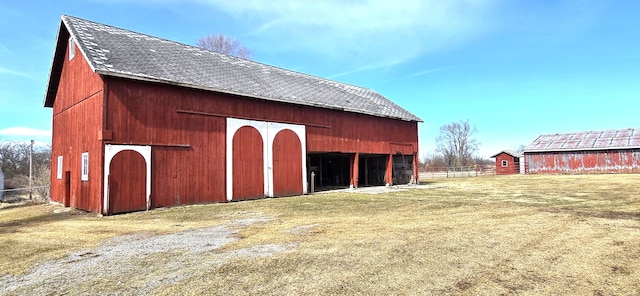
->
[0, 217, 293, 295]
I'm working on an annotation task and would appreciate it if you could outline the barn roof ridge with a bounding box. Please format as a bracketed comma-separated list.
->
[44, 14, 422, 123]
[524, 127, 640, 152]
[60, 15, 379, 94]
[490, 150, 522, 158]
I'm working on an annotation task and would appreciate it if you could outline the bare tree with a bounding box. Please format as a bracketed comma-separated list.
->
[0, 141, 51, 193]
[420, 152, 447, 171]
[512, 144, 526, 153]
[436, 120, 479, 167]
[196, 33, 253, 60]
[31, 162, 51, 201]
[0, 142, 30, 179]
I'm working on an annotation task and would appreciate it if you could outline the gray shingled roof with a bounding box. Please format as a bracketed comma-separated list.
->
[524, 128, 640, 152]
[45, 15, 421, 122]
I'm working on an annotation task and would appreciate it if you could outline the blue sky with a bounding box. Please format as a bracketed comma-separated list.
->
[1, 0, 639, 158]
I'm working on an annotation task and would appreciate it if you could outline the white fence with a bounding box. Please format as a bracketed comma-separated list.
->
[420, 166, 496, 179]
[0, 186, 49, 202]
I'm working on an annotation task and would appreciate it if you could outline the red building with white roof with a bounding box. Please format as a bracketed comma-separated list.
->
[490, 151, 522, 175]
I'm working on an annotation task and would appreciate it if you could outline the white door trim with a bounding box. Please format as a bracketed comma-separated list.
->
[267, 122, 307, 197]
[103, 144, 151, 214]
[226, 118, 307, 201]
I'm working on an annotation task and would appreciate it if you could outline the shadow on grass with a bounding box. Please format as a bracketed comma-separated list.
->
[0, 205, 91, 234]
[542, 208, 640, 221]
[418, 180, 439, 185]
[0, 200, 44, 211]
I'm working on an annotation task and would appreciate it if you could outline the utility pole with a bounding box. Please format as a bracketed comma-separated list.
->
[29, 139, 33, 200]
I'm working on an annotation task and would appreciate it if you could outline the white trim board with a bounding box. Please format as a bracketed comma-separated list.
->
[103, 145, 151, 214]
[226, 118, 307, 201]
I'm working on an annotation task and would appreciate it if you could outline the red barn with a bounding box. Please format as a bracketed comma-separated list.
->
[44, 15, 422, 215]
[490, 150, 522, 175]
[523, 128, 640, 174]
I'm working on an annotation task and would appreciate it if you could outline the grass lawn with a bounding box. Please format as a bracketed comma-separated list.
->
[1, 174, 639, 295]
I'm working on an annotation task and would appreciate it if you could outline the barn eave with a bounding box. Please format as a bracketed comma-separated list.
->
[43, 20, 70, 108]
[523, 146, 640, 153]
[96, 70, 423, 123]
[490, 150, 522, 158]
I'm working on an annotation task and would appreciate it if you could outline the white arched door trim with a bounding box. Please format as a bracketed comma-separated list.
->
[267, 123, 307, 197]
[226, 118, 306, 201]
[226, 119, 268, 201]
[103, 145, 151, 214]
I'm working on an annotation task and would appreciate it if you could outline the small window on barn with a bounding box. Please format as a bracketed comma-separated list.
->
[69, 38, 75, 61]
[81, 152, 89, 181]
[501, 160, 508, 167]
[57, 156, 63, 180]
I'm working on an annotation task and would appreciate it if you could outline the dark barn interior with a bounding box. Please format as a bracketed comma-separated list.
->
[307, 153, 415, 191]
[392, 154, 414, 185]
[308, 153, 352, 191]
[358, 155, 388, 187]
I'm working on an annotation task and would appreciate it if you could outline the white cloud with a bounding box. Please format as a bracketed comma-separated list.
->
[367, 67, 444, 85]
[0, 66, 31, 78]
[199, 0, 500, 71]
[0, 127, 51, 138]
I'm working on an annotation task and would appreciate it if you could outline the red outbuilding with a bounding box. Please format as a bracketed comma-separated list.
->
[490, 150, 522, 175]
[523, 128, 640, 174]
[44, 15, 422, 215]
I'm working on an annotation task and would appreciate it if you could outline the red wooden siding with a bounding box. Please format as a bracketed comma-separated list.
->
[105, 78, 417, 155]
[389, 143, 415, 155]
[525, 149, 640, 174]
[107, 80, 228, 206]
[102, 78, 417, 208]
[232, 126, 264, 200]
[50, 38, 104, 116]
[108, 150, 147, 214]
[273, 129, 303, 197]
[495, 153, 520, 175]
[49, 69, 418, 213]
[50, 36, 104, 213]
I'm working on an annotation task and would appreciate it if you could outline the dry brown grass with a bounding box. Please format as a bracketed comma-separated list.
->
[2, 174, 640, 295]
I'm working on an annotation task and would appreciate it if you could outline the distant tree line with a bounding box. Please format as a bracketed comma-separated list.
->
[418, 119, 492, 171]
[418, 153, 492, 171]
[0, 141, 51, 201]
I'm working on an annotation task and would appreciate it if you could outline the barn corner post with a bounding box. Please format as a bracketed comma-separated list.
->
[385, 153, 393, 186]
[99, 81, 108, 215]
[351, 152, 359, 188]
[102, 145, 111, 215]
[413, 151, 419, 184]
[99, 140, 107, 216]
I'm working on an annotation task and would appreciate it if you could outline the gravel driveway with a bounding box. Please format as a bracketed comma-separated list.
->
[0, 217, 293, 295]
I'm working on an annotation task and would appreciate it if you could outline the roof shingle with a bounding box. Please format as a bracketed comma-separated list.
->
[46, 15, 421, 122]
